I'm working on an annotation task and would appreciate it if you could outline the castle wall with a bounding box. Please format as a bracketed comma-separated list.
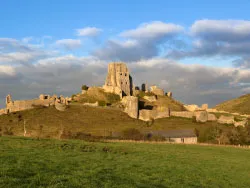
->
[170, 111, 194, 119]
[6, 97, 56, 113]
[0, 108, 7, 115]
[104, 62, 132, 97]
[150, 86, 164, 96]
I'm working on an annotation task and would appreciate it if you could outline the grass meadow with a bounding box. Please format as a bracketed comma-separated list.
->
[1, 136, 250, 187]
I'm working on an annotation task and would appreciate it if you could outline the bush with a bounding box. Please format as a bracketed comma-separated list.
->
[145, 118, 154, 127]
[106, 93, 120, 103]
[228, 127, 250, 145]
[121, 128, 144, 140]
[136, 91, 155, 99]
[145, 133, 165, 141]
[98, 100, 106, 106]
[81, 85, 89, 91]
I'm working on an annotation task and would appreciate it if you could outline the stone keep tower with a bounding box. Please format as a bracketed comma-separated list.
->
[104, 62, 133, 97]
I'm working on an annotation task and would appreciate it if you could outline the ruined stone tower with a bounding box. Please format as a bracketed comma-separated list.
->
[103, 62, 133, 97]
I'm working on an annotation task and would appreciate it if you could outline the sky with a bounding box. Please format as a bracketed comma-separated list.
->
[1, 0, 250, 108]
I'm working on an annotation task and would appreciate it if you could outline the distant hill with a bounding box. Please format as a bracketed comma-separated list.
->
[214, 94, 250, 114]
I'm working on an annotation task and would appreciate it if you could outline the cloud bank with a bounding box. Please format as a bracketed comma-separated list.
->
[1, 20, 250, 108]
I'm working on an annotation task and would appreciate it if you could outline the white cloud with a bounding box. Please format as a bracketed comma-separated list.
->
[0, 65, 16, 76]
[168, 19, 250, 60]
[55, 39, 82, 50]
[93, 21, 183, 61]
[0, 51, 48, 64]
[191, 19, 250, 42]
[129, 58, 250, 106]
[76, 27, 102, 37]
[121, 21, 184, 39]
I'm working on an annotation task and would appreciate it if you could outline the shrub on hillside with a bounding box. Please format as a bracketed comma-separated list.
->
[198, 125, 250, 145]
[121, 128, 144, 140]
[228, 127, 250, 145]
[145, 133, 165, 141]
[136, 91, 155, 99]
[105, 93, 120, 104]
[81, 85, 89, 91]
[98, 100, 106, 106]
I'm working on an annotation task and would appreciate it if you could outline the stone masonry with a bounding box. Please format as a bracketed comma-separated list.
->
[103, 62, 133, 97]
[122, 96, 139, 119]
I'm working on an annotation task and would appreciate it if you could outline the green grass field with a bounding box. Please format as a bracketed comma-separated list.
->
[0, 136, 250, 187]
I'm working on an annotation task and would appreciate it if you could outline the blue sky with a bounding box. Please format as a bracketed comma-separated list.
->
[1, 0, 250, 107]
[2, 0, 250, 39]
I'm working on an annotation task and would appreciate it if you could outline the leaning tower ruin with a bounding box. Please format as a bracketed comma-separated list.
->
[103, 62, 133, 97]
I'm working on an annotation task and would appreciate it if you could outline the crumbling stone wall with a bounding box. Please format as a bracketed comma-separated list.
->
[150, 85, 164, 96]
[195, 111, 208, 123]
[139, 109, 157, 121]
[103, 62, 133, 97]
[122, 96, 138, 119]
[4, 94, 66, 114]
[0, 108, 6, 115]
[170, 111, 194, 119]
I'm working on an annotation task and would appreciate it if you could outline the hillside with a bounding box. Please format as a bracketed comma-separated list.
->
[139, 95, 185, 111]
[1, 136, 250, 187]
[0, 104, 249, 145]
[0, 105, 199, 138]
[214, 94, 250, 114]
[73, 87, 185, 111]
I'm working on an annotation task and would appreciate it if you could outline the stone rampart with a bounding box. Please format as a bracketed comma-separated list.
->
[170, 111, 194, 119]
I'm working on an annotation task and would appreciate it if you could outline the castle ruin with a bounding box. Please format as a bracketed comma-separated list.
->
[103, 62, 133, 98]
[0, 94, 70, 115]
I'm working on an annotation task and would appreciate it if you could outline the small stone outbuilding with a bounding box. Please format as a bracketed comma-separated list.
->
[149, 129, 197, 144]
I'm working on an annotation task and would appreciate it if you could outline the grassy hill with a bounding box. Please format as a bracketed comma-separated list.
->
[73, 87, 121, 106]
[0, 105, 202, 138]
[139, 95, 185, 111]
[1, 136, 250, 187]
[0, 104, 249, 145]
[214, 94, 250, 114]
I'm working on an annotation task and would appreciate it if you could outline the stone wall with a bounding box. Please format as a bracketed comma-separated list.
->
[0, 108, 6, 115]
[184, 104, 199, 112]
[3, 94, 67, 114]
[139, 108, 170, 121]
[122, 96, 138, 119]
[104, 62, 133, 97]
[150, 85, 164, 96]
[195, 111, 208, 123]
[6, 98, 55, 113]
[103, 85, 122, 98]
[139, 109, 157, 121]
[170, 111, 194, 119]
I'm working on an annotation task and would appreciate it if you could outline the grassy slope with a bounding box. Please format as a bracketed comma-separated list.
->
[140, 95, 185, 111]
[74, 87, 120, 104]
[215, 94, 250, 114]
[0, 105, 220, 138]
[1, 136, 250, 187]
